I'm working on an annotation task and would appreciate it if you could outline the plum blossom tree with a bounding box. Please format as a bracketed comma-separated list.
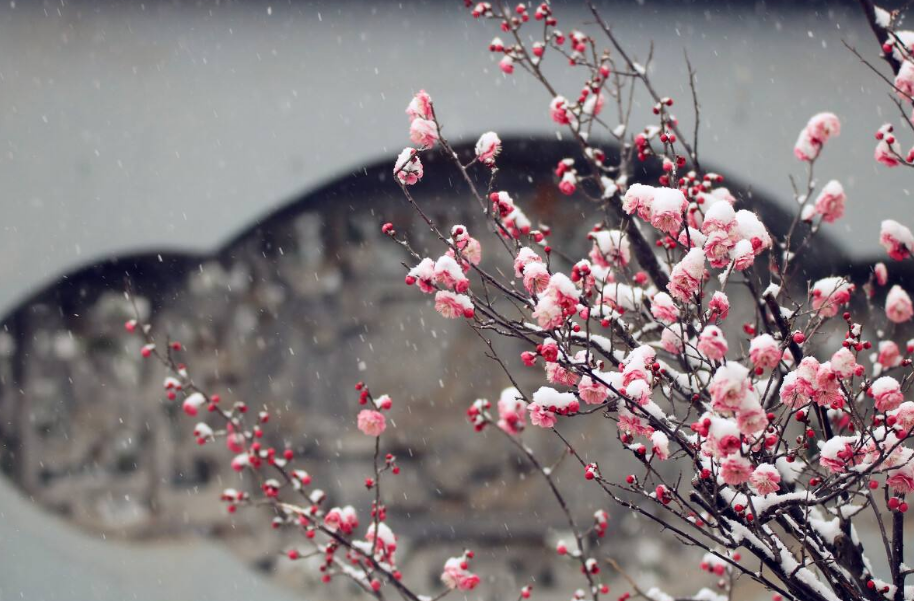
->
[125, 2, 914, 601]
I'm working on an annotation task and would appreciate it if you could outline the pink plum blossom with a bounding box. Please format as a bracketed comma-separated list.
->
[886, 285, 913, 323]
[393, 147, 423, 185]
[812, 180, 846, 223]
[357, 410, 387, 437]
[441, 557, 480, 591]
[749, 464, 781, 495]
[697, 326, 728, 361]
[475, 131, 502, 166]
[880, 219, 914, 260]
[720, 455, 753, 486]
[667, 248, 706, 303]
[435, 290, 475, 319]
[409, 118, 439, 148]
[871, 376, 904, 412]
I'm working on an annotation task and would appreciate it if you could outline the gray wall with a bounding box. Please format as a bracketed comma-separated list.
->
[0, 0, 907, 317]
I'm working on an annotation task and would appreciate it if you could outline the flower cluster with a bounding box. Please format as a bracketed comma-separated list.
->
[130, 4, 914, 601]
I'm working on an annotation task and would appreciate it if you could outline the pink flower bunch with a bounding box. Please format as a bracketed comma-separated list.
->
[880, 219, 914, 260]
[886, 285, 914, 324]
[811, 180, 846, 223]
[393, 147, 423, 185]
[475, 131, 502, 166]
[810, 277, 854, 318]
[667, 248, 706, 302]
[406, 90, 439, 149]
[532, 273, 580, 330]
[794, 112, 840, 161]
[496, 387, 527, 434]
[357, 409, 387, 437]
[588, 229, 631, 268]
[441, 554, 480, 591]
[324, 505, 359, 534]
[780, 356, 849, 409]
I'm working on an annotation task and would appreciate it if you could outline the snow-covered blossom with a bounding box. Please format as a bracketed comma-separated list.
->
[667, 248, 706, 303]
[887, 463, 914, 494]
[183, 392, 206, 416]
[895, 60, 914, 100]
[880, 219, 914, 260]
[589, 229, 630, 267]
[794, 112, 840, 161]
[649, 187, 687, 234]
[697, 326, 728, 361]
[749, 334, 781, 370]
[819, 436, 862, 474]
[807, 112, 841, 142]
[496, 387, 527, 434]
[890, 402, 914, 432]
[499, 55, 515, 74]
[405, 90, 433, 121]
[810, 277, 854, 318]
[532, 273, 580, 329]
[731, 239, 755, 271]
[870, 376, 904, 412]
[522, 261, 551, 294]
[582, 92, 605, 116]
[434, 255, 469, 291]
[394, 147, 423, 185]
[528, 404, 557, 428]
[366, 522, 397, 560]
[831, 347, 859, 378]
[193, 422, 214, 443]
[357, 410, 387, 437]
[749, 464, 781, 495]
[877, 341, 902, 369]
[550, 96, 572, 125]
[409, 118, 439, 148]
[650, 292, 680, 324]
[558, 171, 577, 196]
[651, 431, 670, 461]
[405, 257, 435, 292]
[475, 131, 502, 166]
[530, 386, 579, 416]
[660, 324, 686, 355]
[736, 396, 768, 436]
[875, 262, 889, 285]
[735, 210, 772, 254]
[703, 230, 735, 269]
[779, 357, 819, 407]
[701, 201, 736, 235]
[886, 285, 913, 323]
[622, 183, 654, 220]
[875, 124, 903, 167]
[720, 455, 753, 486]
[812, 180, 846, 223]
[623, 379, 651, 406]
[708, 363, 750, 414]
[441, 557, 480, 591]
[435, 290, 475, 319]
[514, 247, 543, 277]
[578, 376, 609, 405]
[450, 225, 482, 265]
[324, 505, 359, 534]
[708, 291, 730, 321]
